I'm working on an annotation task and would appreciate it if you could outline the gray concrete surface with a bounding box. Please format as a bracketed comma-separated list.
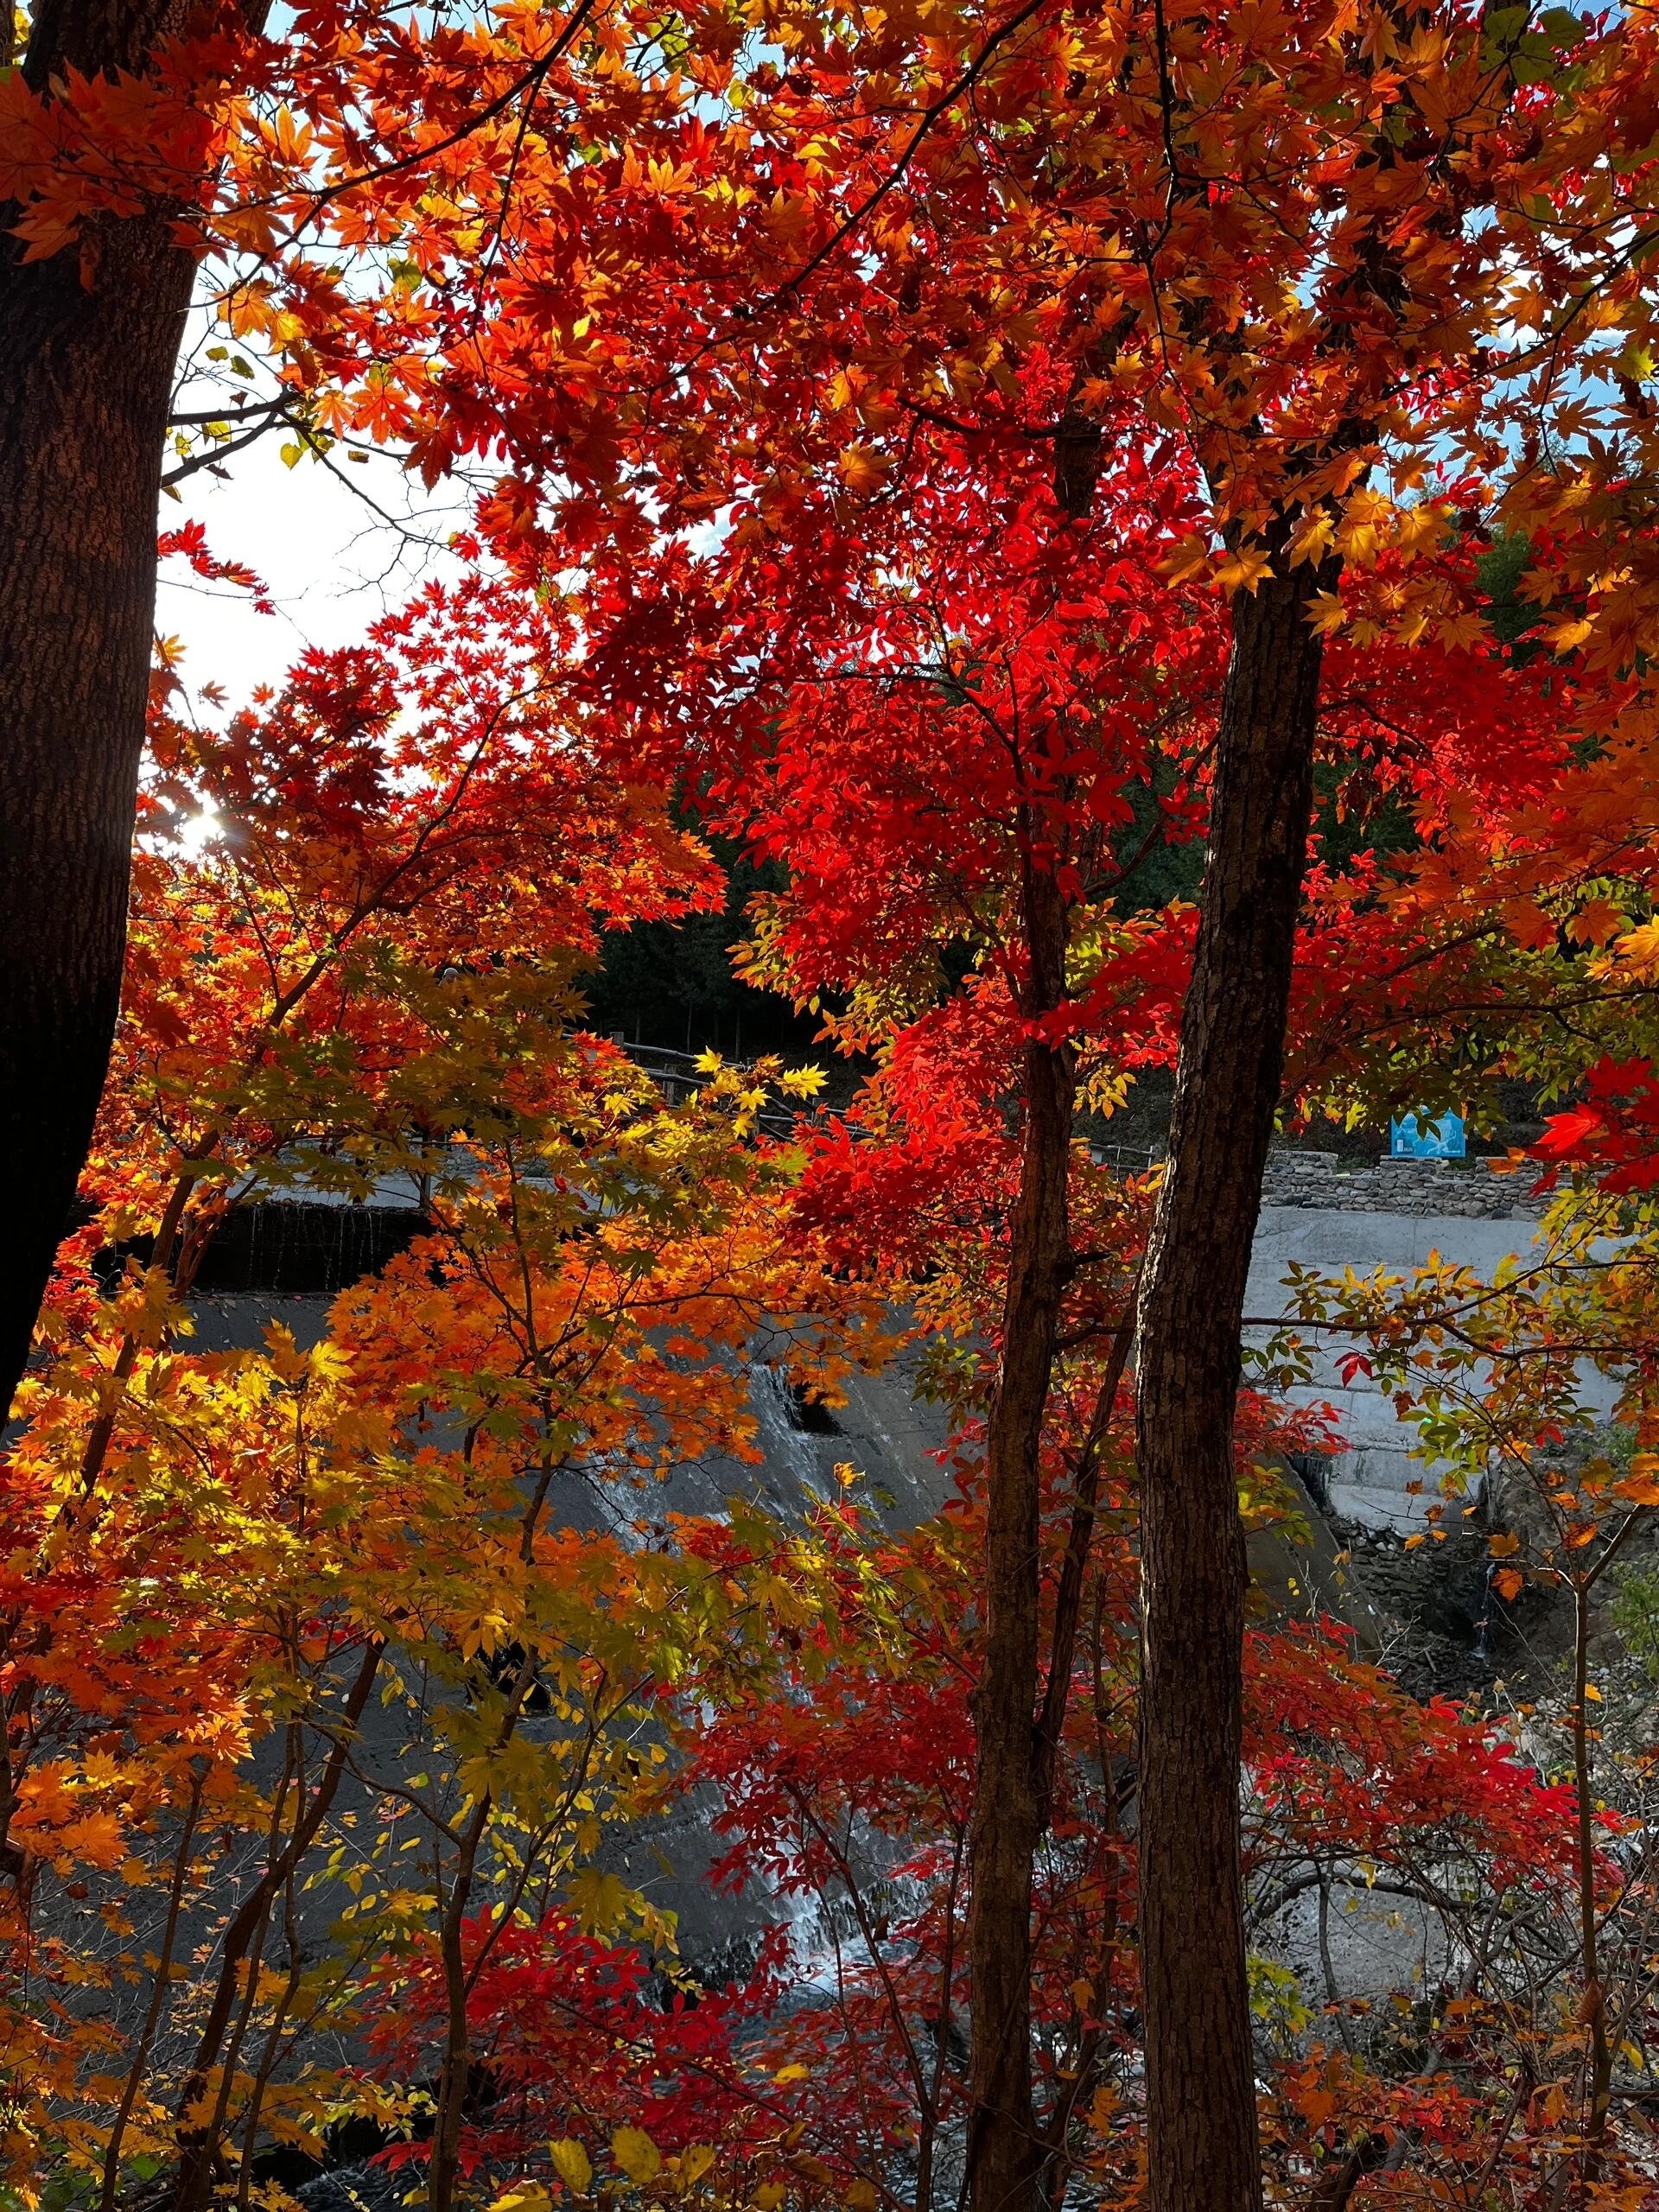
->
[1248, 1198, 1618, 1530]
[190, 1158, 1602, 1535]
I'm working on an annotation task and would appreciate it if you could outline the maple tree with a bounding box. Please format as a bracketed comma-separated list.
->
[0, 583, 894, 2210]
[11, 440, 1630, 2212]
[0, 0, 746, 1412]
[8, 0, 1659, 2200]
[1266, 861, 1659, 2196]
[321, 0, 1655, 2185]
[534, 300, 1659, 2212]
[539, 393, 1628, 2210]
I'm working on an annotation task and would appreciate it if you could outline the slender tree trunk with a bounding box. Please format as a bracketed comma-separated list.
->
[99, 1765, 206, 2212]
[1566, 1510, 1643, 2192]
[1571, 1584, 1611, 2191]
[0, 0, 215, 1421]
[169, 1639, 383, 2212]
[1134, 550, 1333, 2212]
[427, 1459, 569, 2212]
[429, 1796, 493, 2212]
[967, 856, 1075, 2212]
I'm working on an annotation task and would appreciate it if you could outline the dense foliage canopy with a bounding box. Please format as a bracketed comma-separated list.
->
[5, 0, 1659, 2203]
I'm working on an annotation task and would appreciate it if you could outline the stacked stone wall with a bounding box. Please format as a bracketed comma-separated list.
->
[1262, 1149, 1543, 1221]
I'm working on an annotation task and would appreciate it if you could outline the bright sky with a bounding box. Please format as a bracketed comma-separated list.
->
[156, 427, 467, 709]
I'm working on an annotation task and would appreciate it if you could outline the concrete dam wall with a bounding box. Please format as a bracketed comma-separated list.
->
[1251, 1150, 1609, 1530]
[188, 1148, 1580, 1535]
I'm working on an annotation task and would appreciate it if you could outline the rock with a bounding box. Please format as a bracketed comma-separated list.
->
[297, 2167, 411, 2212]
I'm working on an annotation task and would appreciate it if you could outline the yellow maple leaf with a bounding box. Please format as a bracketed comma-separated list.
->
[836, 442, 888, 496]
[1306, 590, 1347, 637]
[1159, 533, 1212, 586]
[1614, 918, 1659, 976]
[569, 1866, 631, 1933]
[1214, 545, 1273, 595]
[613, 2129, 662, 2184]
[1287, 511, 1335, 567]
[550, 2140, 593, 2194]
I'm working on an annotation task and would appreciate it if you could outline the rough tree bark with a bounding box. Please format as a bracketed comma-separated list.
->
[966, 851, 1075, 2212]
[1133, 545, 1334, 2212]
[0, 0, 220, 1421]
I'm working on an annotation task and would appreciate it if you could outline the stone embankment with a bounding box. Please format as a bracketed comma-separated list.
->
[1262, 1148, 1545, 1220]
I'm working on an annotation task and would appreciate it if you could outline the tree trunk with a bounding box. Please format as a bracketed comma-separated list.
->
[966, 855, 1075, 2212]
[1134, 550, 1332, 2212]
[0, 0, 212, 1421]
[168, 1640, 383, 2212]
[429, 1799, 493, 2212]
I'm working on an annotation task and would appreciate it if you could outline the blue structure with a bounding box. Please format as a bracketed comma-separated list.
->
[1389, 1110, 1466, 1160]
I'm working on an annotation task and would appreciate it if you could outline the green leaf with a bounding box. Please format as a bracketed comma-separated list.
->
[1539, 6, 1586, 43]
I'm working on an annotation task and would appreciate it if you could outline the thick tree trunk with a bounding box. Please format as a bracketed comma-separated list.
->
[1133, 551, 1332, 2212]
[0, 0, 210, 1421]
[967, 858, 1075, 2212]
